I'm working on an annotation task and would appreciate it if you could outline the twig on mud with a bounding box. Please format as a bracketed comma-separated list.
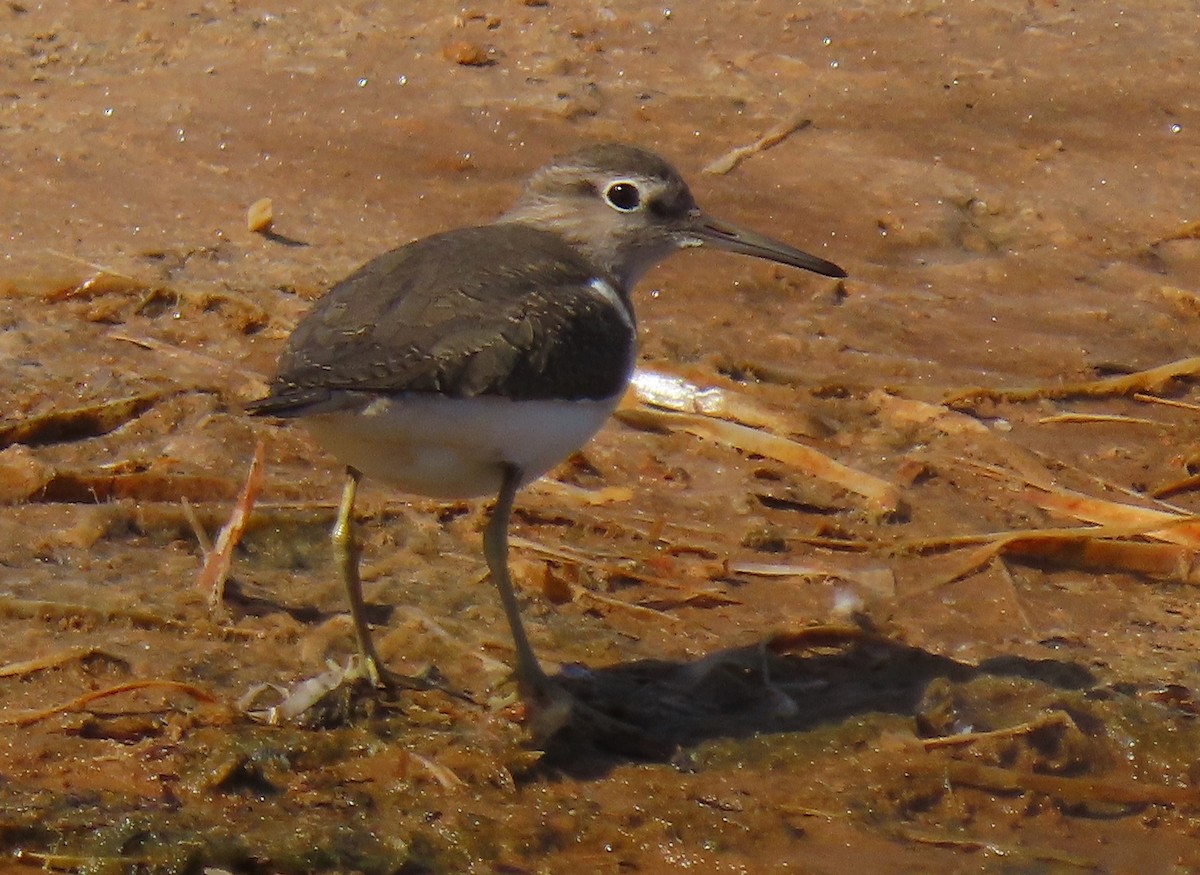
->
[181, 496, 214, 553]
[510, 534, 713, 594]
[0, 392, 171, 448]
[109, 330, 270, 397]
[616, 406, 903, 518]
[702, 113, 813, 175]
[776, 803, 845, 820]
[883, 447, 1200, 586]
[1134, 392, 1200, 413]
[945, 355, 1200, 407]
[728, 558, 895, 595]
[763, 623, 877, 655]
[32, 467, 238, 503]
[39, 250, 141, 301]
[15, 850, 152, 871]
[921, 710, 1074, 750]
[198, 439, 265, 609]
[0, 646, 118, 679]
[530, 480, 634, 505]
[0, 597, 192, 632]
[1152, 472, 1200, 500]
[902, 522, 1200, 592]
[1036, 412, 1163, 426]
[1021, 484, 1200, 547]
[510, 541, 691, 623]
[1, 679, 218, 727]
[409, 752, 466, 790]
[518, 533, 745, 620]
[577, 585, 685, 622]
[396, 606, 512, 674]
[0, 596, 285, 642]
[941, 759, 1200, 807]
[999, 533, 1200, 583]
[894, 828, 1099, 870]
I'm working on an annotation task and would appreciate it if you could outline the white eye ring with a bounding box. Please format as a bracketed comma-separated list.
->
[603, 180, 642, 212]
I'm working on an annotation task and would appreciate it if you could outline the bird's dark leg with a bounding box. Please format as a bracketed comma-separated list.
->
[332, 465, 398, 689]
[485, 464, 652, 747]
[484, 463, 555, 698]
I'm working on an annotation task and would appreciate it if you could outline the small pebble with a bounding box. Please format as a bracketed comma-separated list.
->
[443, 41, 491, 66]
[246, 197, 273, 233]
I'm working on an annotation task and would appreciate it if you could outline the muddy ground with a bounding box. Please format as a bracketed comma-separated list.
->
[1, 1, 1199, 872]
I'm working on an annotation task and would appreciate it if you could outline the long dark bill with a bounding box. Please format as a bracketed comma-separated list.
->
[691, 212, 847, 279]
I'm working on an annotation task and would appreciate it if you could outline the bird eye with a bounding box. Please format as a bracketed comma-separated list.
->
[604, 181, 642, 212]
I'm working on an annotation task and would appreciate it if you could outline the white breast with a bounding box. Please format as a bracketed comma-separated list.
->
[301, 393, 623, 498]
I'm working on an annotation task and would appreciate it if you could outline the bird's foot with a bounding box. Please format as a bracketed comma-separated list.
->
[517, 670, 674, 758]
[368, 658, 479, 707]
[240, 656, 470, 727]
[362, 654, 433, 694]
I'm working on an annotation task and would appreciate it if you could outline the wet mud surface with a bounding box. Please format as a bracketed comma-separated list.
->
[2, 1, 1199, 872]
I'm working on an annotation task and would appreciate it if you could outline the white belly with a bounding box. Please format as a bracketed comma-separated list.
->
[301, 393, 621, 498]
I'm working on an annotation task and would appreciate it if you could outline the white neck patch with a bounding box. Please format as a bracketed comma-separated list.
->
[587, 277, 635, 329]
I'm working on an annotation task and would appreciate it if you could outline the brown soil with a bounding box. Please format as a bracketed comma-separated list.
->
[1, 1, 1199, 872]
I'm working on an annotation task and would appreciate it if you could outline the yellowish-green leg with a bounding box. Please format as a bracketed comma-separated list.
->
[332, 466, 393, 688]
[484, 464, 554, 697]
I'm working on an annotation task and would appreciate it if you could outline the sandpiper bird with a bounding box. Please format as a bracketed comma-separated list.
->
[247, 143, 845, 701]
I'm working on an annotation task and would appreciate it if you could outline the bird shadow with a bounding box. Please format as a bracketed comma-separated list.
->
[221, 576, 394, 628]
[534, 625, 1095, 779]
[215, 580, 1097, 778]
[255, 228, 310, 248]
